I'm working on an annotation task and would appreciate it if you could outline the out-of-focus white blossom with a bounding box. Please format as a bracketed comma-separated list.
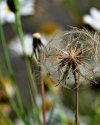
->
[0, 0, 35, 24]
[19, 0, 35, 15]
[83, 7, 100, 30]
[8, 34, 47, 57]
[8, 34, 33, 56]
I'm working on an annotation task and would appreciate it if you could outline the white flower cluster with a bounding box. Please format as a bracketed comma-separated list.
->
[0, 0, 35, 24]
[83, 7, 100, 30]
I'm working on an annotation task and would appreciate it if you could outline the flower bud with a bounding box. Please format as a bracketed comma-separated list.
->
[32, 33, 44, 61]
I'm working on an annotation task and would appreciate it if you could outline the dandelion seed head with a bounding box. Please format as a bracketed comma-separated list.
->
[45, 28, 100, 89]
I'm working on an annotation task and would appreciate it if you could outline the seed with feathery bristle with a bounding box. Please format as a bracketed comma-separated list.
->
[45, 28, 100, 89]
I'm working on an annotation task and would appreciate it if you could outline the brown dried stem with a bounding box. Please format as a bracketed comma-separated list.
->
[39, 52, 46, 125]
[73, 71, 79, 125]
[75, 84, 79, 125]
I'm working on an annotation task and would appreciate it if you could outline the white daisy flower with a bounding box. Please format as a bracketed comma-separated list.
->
[0, 0, 15, 23]
[0, 0, 35, 24]
[83, 7, 100, 30]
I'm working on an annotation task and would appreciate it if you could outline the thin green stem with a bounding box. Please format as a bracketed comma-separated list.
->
[0, 23, 15, 83]
[0, 5, 31, 125]
[0, 68, 27, 125]
[15, 11, 41, 124]
[0, 15, 29, 125]
[15, 11, 37, 94]
[29, 86, 41, 125]
[0, 21, 26, 121]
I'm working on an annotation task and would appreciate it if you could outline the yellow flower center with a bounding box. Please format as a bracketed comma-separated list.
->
[5, 6, 11, 13]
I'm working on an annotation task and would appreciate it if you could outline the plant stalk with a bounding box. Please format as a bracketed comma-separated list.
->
[0, 22, 15, 83]
[15, 11, 41, 125]
[0, 21, 28, 125]
[76, 86, 78, 125]
[73, 72, 79, 125]
[39, 52, 46, 125]
[15, 11, 37, 94]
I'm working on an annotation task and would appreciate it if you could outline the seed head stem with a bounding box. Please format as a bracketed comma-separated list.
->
[76, 86, 79, 125]
[73, 72, 79, 125]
